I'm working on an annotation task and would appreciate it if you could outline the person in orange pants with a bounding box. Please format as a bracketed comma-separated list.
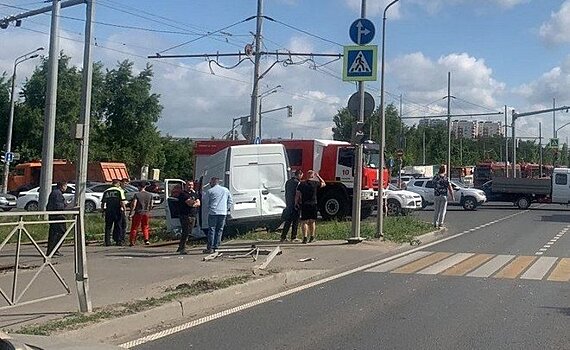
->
[128, 182, 154, 246]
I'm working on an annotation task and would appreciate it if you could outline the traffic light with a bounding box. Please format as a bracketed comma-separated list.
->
[352, 121, 365, 144]
[287, 106, 293, 118]
[0, 152, 5, 163]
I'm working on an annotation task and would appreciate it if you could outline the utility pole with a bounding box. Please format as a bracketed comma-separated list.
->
[249, 0, 263, 143]
[512, 105, 570, 177]
[38, 0, 61, 210]
[539, 122, 543, 177]
[553, 98, 556, 138]
[423, 129, 426, 165]
[505, 105, 509, 178]
[446, 72, 452, 178]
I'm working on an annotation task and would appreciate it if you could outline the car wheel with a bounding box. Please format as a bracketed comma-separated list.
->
[84, 200, 96, 213]
[386, 199, 401, 216]
[462, 196, 477, 211]
[320, 190, 348, 220]
[24, 201, 39, 211]
[516, 196, 531, 210]
[420, 197, 428, 209]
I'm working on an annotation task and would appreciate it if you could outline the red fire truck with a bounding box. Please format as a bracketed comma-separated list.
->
[194, 139, 389, 220]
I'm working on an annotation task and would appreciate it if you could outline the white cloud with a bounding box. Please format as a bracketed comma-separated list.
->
[389, 52, 505, 117]
[515, 55, 570, 106]
[539, 0, 570, 45]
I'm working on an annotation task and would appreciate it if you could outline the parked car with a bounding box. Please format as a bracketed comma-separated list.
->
[406, 177, 487, 210]
[88, 183, 162, 206]
[384, 184, 423, 215]
[0, 192, 17, 211]
[389, 176, 414, 189]
[16, 184, 102, 212]
[129, 180, 165, 203]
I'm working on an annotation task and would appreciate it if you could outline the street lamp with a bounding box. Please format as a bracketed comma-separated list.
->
[258, 85, 281, 139]
[2, 47, 44, 193]
[377, 0, 400, 238]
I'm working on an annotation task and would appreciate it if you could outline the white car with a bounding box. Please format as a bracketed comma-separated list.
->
[16, 184, 102, 213]
[385, 184, 423, 216]
[406, 178, 487, 210]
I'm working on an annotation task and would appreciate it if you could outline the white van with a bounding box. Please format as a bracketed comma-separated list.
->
[165, 144, 289, 237]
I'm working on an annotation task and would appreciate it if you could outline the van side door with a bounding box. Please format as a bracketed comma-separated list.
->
[551, 170, 570, 204]
[257, 154, 287, 219]
[164, 179, 186, 237]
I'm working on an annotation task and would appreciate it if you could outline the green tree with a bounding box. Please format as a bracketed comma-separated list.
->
[0, 73, 10, 149]
[159, 137, 194, 179]
[97, 60, 163, 175]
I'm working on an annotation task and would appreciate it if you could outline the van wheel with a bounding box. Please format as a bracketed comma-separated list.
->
[516, 196, 531, 210]
[25, 201, 39, 211]
[462, 196, 477, 211]
[386, 199, 401, 216]
[320, 190, 347, 220]
[85, 200, 96, 213]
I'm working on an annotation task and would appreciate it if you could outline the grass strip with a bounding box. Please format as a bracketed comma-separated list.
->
[14, 275, 251, 336]
[239, 215, 433, 244]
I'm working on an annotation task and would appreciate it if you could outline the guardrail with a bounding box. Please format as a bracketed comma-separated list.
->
[0, 210, 91, 311]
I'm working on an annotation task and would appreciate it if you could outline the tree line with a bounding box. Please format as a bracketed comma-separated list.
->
[0, 54, 194, 180]
[332, 105, 569, 170]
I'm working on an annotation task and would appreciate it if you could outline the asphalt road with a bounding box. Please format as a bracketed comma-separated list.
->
[134, 203, 570, 350]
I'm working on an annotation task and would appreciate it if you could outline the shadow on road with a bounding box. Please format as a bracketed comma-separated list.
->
[540, 306, 570, 317]
[539, 214, 570, 223]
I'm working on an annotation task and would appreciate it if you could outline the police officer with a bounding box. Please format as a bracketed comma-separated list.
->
[102, 179, 127, 246]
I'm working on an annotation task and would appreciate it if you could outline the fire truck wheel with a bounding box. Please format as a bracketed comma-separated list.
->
[320, 190, 347, 220]
[360, 206, 373, 220]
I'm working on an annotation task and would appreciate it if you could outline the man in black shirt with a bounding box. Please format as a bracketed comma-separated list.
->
[296, 170, 326, 244]
[47, 181, 68, 256]
[102, 179, 127, 246]
[174, 183, 200, 255]
[281, 170, 303, 242]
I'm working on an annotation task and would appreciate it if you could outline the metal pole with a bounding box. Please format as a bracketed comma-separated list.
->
[3, 62, 17, 194]
[39, 0, 61, 210]
[73, 0, 94, 313]
[350, 0, 366, 243]
[446, 71, 451, 178]
[423, 129, 426, 165]
[3, 49, 42, 193]
[539, 122, 543, 178]
[553, 98, 556, 138]
[505, 105, 509, 178]
[249, 0, 263, 143]
[512, 110, 517, 178]
[377, 2, 396, 237]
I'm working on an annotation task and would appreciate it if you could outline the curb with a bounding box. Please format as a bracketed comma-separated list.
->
[59, 269, 326, 345]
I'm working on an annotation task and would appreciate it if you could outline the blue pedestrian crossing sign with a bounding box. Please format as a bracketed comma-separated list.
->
[343, 45, 378, 81]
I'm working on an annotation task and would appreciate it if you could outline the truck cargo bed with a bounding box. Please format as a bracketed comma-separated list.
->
[491, 177, 551, 195]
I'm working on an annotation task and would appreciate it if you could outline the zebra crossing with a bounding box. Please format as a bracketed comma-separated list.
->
[366, 251, 570, 282]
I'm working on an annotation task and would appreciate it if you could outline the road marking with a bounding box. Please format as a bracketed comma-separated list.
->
[120, 209, 529, 348]
[366, 251, 432, 273]
[392, 252, 453, 274]
[535, 225, 569, 255]
[417, 253, 474, 275]
[494, 256, 536, 279]
[547, 258, 570, 282]
[441, 253, 494, 276]
[520, 257, 558, 280]
[467, 255, 516, 278]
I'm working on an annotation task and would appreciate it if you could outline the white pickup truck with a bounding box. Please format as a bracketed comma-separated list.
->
[406, 177, 487, 210]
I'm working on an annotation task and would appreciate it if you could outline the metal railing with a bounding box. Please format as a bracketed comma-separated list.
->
[0, 210, 90, 311]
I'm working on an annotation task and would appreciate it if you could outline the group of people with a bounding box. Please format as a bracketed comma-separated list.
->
[281, 169, 326, 244]
[172, 177, 232, 255]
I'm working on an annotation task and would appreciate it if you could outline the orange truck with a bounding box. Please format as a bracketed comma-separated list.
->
[8, 160, 129, 193]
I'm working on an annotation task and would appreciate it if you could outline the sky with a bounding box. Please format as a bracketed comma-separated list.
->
[1, 0, 570, 144]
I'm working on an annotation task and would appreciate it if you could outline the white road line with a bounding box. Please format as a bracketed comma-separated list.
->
[119, 210, 528, 349]
[535, 225, 569, 255]
[467, 255, 516, 278]
[520, 257, 558, 280]
[365, 251, 432, 273]
[417, 253, 474, 275]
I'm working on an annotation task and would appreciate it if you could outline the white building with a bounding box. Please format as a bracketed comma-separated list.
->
[478, 121, 503, 138]
[452, 120, 478, 139]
